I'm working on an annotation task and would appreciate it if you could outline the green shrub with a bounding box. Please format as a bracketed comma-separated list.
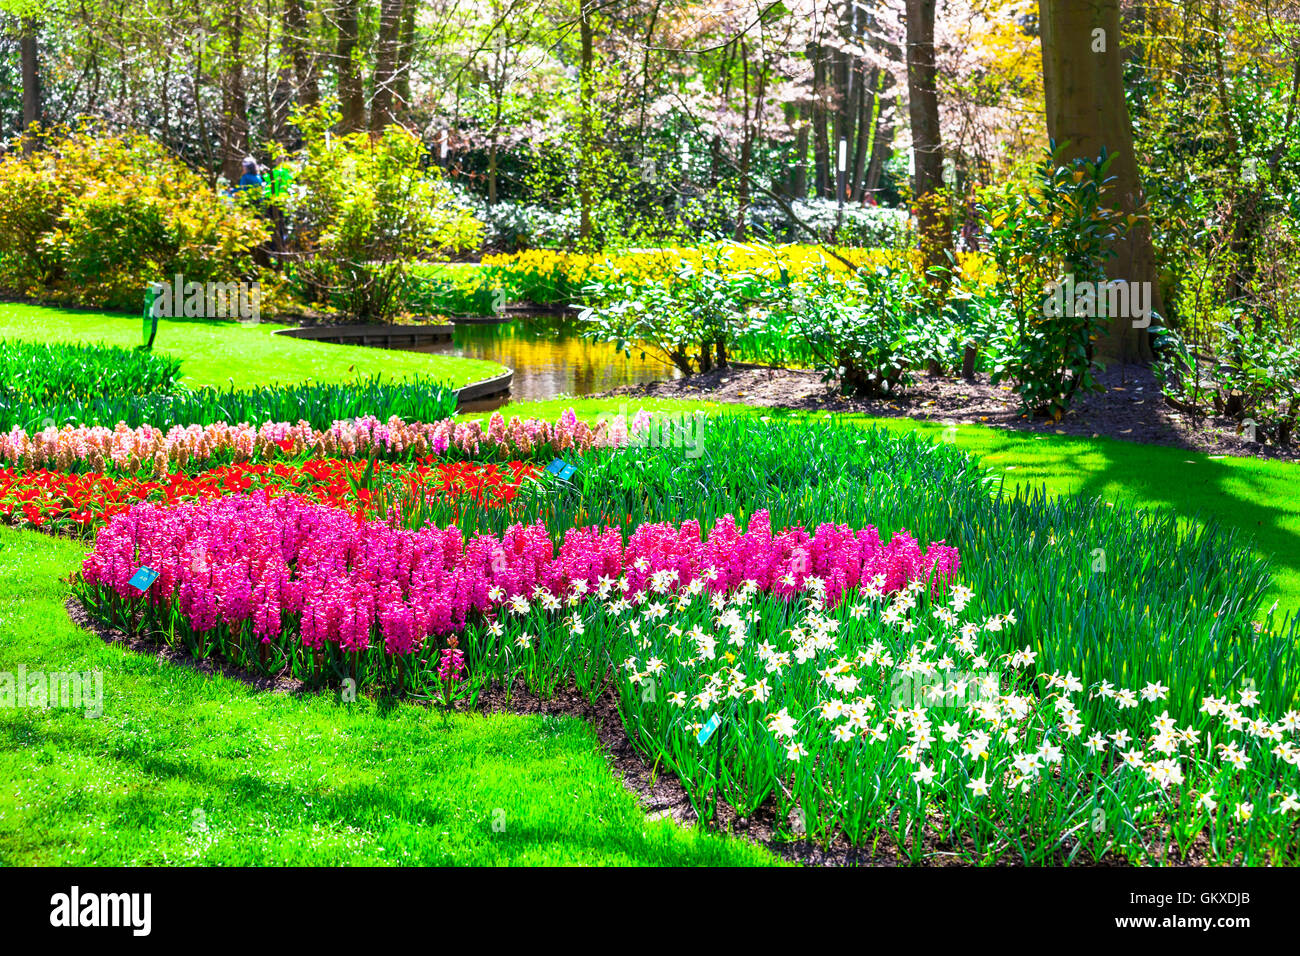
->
[0, 126, 272, 311]
[769, 267, 928, 396]
[278, 106, 485, 322]
[580, 255, 769, 374]
[983, 145, 1134, 419]
[1156, 314, 1300, 446]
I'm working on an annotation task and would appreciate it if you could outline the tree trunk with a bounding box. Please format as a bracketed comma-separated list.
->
[20, 18, 41, 147]
[834, 49, 852, 203]
[335, 0, 364, 132]
[812, 46, 829, 199]
[634, 1, 663, 138]
[396, 0, 416, 107]
[850, 69, 876, 201]
[1039, 0, 1161, 363]
[905, 0, 950, 270]
[371, 0, 404, 130]
[578, 8, 595, 241]
[734, 44, 751, 240]
[864, 91, 895, 198]
[192, 45, 217, 187]
[284, 0, 319, 109]
[838, 52, 860, 205]
[270, 67, 295, 146]
[792, 100, 810, 199]
[219, 10, 248, 184]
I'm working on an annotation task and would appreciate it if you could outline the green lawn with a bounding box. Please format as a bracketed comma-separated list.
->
[0, 526, 781, 866]
[0, 303, 503, 390]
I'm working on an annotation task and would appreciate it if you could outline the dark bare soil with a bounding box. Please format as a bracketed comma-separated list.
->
[597, 362, 1300, 462]
[67, 596, 306, 694]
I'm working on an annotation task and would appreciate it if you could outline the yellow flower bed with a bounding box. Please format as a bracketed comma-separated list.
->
[481, 243, 999, 296]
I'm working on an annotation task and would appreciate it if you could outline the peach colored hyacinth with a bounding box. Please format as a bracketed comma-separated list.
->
[0, 408, 653, 474]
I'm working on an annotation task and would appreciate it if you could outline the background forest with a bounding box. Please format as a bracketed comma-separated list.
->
[2, 2, 1300, 431]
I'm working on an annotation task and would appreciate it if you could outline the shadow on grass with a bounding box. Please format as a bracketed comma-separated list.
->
[908, 416, 1300, 615]
[1067, 440, 1299, 615]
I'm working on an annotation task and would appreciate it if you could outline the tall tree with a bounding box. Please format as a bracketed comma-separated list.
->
[20, 16, 41, 142]
[863, 94, 895, 198]
[334, 0, 364, 131]
[284, 0, 319, 110]
[218, 5, 249, 183]
[396, 0, 415, 106]
[1039, 0, 1162, 362]
[791, 99, 810, 198]
[811, 44, 830, 197]
[371, 0, 404, 129]
[905, 0, 949, 269]
[577, 1, 595, 241]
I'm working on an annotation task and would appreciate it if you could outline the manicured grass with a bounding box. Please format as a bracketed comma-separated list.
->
[0, 303, 503, 390]
[470, 397, 1300, 616]
[0, 526, 782, 866]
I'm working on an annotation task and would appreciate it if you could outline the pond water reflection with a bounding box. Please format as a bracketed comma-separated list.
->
[403, 316, 680, 410]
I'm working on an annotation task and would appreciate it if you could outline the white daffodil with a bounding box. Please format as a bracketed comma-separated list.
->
[912, 763, 937, 786]
[1140, 681, 1169, 702]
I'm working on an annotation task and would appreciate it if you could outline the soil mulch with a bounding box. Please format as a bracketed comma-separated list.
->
[596, 362, 1300, 463]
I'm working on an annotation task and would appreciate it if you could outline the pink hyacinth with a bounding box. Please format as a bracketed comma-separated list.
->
[438, 648, 466, 683]
[79, 496, 961, 661]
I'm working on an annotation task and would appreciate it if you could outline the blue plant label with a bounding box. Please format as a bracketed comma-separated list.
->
[129, 566, 158, 592]
[545, 459, 578, 482]
[697, 712, 723, 746]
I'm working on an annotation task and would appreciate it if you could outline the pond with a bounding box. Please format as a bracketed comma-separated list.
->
[402, 315, 680, 411]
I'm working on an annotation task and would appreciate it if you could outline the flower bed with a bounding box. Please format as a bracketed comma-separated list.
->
[71, 488, 1300, 862]
[1, 458, 537, 532]
[75, 495, 958, 692]
[28, 406, 1300, 863]
[479, 581, 1300, 863]
[474, 244, 997, 304]
[0, 407, 649, 474]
